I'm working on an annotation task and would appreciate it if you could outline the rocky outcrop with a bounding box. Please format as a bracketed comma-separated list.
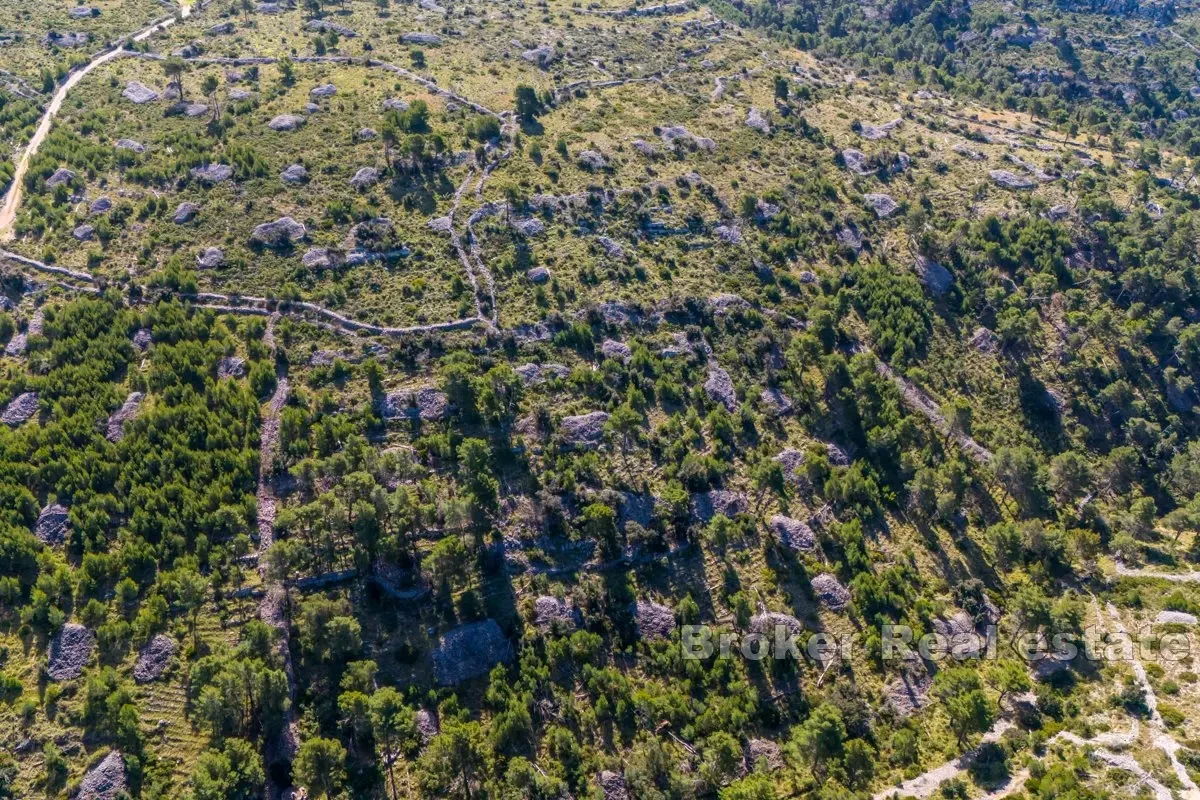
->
[633, 600, 674, 640]
[859, 118, 902, 140]
[267, 114, 305, 131]
[989, 169, 1036, 190]
[46, 168, 75, 188]
[560, 411, 609, 448]
[122, 82, 159, 104]
[349, 167, 380, 189]
[76, 751, 126, 800]
[307, 19, 357, 36]
[35, 503, 70, 546]
[2, 391, 38, 426]
[250, 217, 306, 247]
[106, 392, 144, 442]
[533, 596, 583, 630]
[811, 573, 850, 611]
[600, 339, 632, 361]
[769, 515, 815, 551]
[47, 623, 94, 681]
[401, 32, 442, 45]
[691, 489, 748, 522]
[196, 247, 225, 269]
[281, 164, 308, 183]
[432, 620, 513, 685]
[577, 150, 608, 170]
[864, 193, 899, 218]
[745, 107, 770, 134]
[515, 363, 569, 385]
[133, 633, 178, 683]
[190, 163, 233, 184]
[173, 203, 200, 224]
[704, 366, 738, 411]
[915, 255, 953, 295]
[379, 388, 449, 422]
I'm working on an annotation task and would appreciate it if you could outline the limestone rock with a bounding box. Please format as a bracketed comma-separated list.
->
[633, 600, 674, 640]
[745, 106, 770, 133]
[46, 167, 75, 188]
[533, 596, 582, 630]
[561, 412, 609, 448]
[122, 82, 159, 104]
[307, 19, 357, 36]
[267, 114, 305, 131]
[691, 489, 748, 522]
[660, 125, 715, 152]
[190, 163, 233, 184]
[597, 771, 630, 800]
[760, 387, 793, 416]
[811, 573, 850, 611]
[402, 32, 442, 45]
[133, 633, 178, 682]
[251, 216, 307, 247]
[173, 202, 200, 224]
[35, 503, 70, 546]
[770, 515, 814, 551]
[380, 388, 449, 422]
[989, 169, 1036, 190]
[969, 326, 999, 354]
[864, 193, 899, 218]
[47, 623, 94, 681]
[350, 167, 380, 189]
[521, 44, 556, 67]
[600, 339, 632, 362]
[515, 363, 569, 385]
[597, 236, 624, 259]
[952, 142, 985, 160]
[432, 620, 513, 685]
[4, 334, 26, 357]
[2, 391, 38, 426]
[106, 392, 144, 442]
[859, 118, 902, 140]
[577, 150, 608, 170]
[704, 365, 738, 411]
[915, 255, 953, 295]
[76, 751, 126, 800]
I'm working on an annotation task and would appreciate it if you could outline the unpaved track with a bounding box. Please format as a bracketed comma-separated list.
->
[253, 314, 300, 800]
[0, 2, 207, 239]
[1115, 561, 1200, 583]
[1104, 601, 1200, 795]
[873, 598, 1190, 800]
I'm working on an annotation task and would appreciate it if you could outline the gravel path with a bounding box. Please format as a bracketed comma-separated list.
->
[873, 597, 1184, 800]
[871, 721, 1015, 800]
[1115, 561, 1200, 582]
[0, 2, 210, 239]
[253, 315, 300, 800]
[1105, 601, 1200, 795]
